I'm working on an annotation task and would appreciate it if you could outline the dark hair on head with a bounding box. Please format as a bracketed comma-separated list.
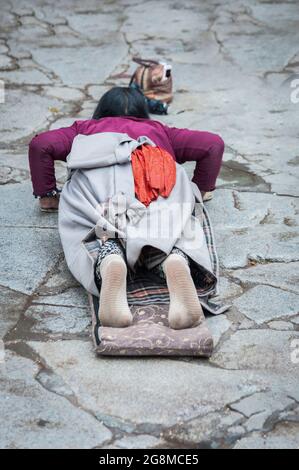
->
[92, 86, 150, 120]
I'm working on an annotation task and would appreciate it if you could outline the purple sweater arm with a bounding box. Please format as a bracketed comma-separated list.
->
[164, 125, 225, 191]
[28, 122, 79, 196]
[164, 125, 224, 163]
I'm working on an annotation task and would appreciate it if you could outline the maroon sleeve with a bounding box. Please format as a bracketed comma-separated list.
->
[164, 125, 224, 163]
[164, 125, 225, 192]
[28, 121, 79, 196]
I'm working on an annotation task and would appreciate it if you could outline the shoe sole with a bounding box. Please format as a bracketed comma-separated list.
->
[40, 208, 58, 213]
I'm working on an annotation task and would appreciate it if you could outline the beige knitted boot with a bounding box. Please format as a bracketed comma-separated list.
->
[98, 254, 133, 328]
[163, 254, 205, 329]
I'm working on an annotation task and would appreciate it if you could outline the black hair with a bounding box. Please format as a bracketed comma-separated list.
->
[92, 86, 150, 120]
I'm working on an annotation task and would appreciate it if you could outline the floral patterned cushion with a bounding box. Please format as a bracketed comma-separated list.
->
[89, 296, 213, 357]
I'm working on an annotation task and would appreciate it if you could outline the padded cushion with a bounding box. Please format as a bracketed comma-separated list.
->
[89, 295, 213, 357]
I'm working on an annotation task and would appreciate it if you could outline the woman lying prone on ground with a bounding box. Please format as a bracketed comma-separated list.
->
[28, 87, 224, 329]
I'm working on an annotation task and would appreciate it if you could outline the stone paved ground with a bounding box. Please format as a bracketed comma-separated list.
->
[0, 0, 298, 449]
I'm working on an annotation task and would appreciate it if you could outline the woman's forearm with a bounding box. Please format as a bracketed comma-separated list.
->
[28, 122, 79, 197]
[164, 125, 225, 192]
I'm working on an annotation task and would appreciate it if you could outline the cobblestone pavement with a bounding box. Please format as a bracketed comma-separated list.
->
[0, 0, 299, 449]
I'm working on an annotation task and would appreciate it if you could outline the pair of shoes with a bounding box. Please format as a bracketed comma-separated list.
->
[98, 254, 205, 330]
[39, 195, 60, 212]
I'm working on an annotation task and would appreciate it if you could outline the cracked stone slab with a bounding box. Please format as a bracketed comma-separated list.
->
[33, 286, 89, 308]
[0, 166, 29, 184]
[0, 89, 62, 143]
[212, 1, 299, 73]
[11, 6, 35, 16]
[163, 409, 243, 448]
[226, 151, 299, 200]
[67, 12, 122, 38]
[220, 31, 299, 77]
[7, 33, 82, 55]
[230, 262, 299, 295]
[208, 189, 269, 229]
[0, 286, 28, 340]
[30, 40, 128, 87]
[0, 43, 9, 54]
[250, 2, 299, 27]
[0, 11, 17, 30]
[211, 329, 299, 374]
[267, 174, 299, 198]
[108, 434, 162, 450]
[208, 189, 298, 230]
[230, 391, 294, 431]
[243, 412, 271, 434]
[25, 304, 90, 337]
[268, 321, 294, 331]
[121, 0, 208, 43]
[19, 16, 48, 28]
[36, 369, 75, 399]
[169, 32, 220, 66]
[34, 7, 68, 26]
[42, 86, 85, 102]
[0, 151, 30, 172]
[238, 318, 256, 330]
[233, 285, 299, 324]
[0, 350, 111, 449]
[7, 22, 54, 44]
[206, 315, 231, 347]
[215, 226, 299, 269]
[0, 69, 52, 86]
[0, 227, 62, 295]
[0, 182, 58, 228]
[29, 339, 269, 429]
[0, 55, 14, 70]
[37, 257, 79, 294]
[214, 276, 243, 300]
[234, 422, 299, 450]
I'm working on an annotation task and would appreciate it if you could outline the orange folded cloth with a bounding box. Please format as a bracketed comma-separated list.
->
[131, 144, 176, 207]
